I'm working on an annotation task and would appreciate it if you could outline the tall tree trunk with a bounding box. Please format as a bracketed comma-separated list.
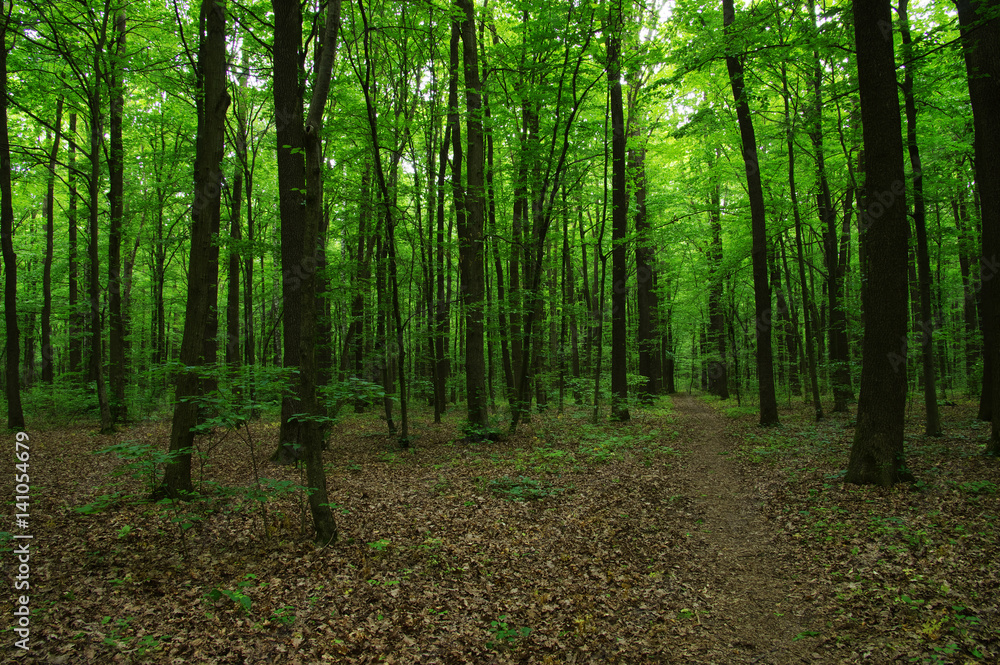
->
[954, 193, 979, 386]
[954, 0, 1000, 453]
[226, 168, 242, 369]
[158, 0, 228, 498]
[108, 8, 127, 423]
[845, 0, 915, 485]
[808, 0, 850, 412]
[633, 135, 659, 399]
[42, 98, 63, 385]
[607, 0, 630, 422]
[68, 113, 82, 377]
[782, 64, 822, 419]
[89, 66, 114, 433]
[707, 183, 729, 399]
[458, 0, 488, 431]
[1, 17, 25, 428]
[898, 0, 941, 436]
[723, 0, 778, 425]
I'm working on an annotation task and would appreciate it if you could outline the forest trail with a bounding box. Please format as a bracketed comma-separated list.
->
[667, 394, 822, 664]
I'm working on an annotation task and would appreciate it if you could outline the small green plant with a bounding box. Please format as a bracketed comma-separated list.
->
[488, 476, 561, 502]
[486, 615, 531, 650]
[368, 538, 392, 552]
[793, 630, 821, 641]
[271, 605, 296, 626]
[204, 587, 252, 613]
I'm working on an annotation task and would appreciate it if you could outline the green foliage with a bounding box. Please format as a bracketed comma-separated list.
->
[488, 476, 561, 502]
[486, 615, 531, 650]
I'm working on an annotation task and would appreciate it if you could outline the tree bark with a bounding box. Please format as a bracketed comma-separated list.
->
[954, 0, 1000, 454]
[898, 0, 942, 436]
[68, 113, 82, 377]
[607, 0, 630, 422]
[108, 8, 127, 423]
[845, 0, 915, 485]
[158, 0, 229, 498]
[42, 98, 63, 385]
[723, 0, 779, 425]
[457, 0, 488, 432]
[707, 182, 729, 399]
[1, 17, 25, 428]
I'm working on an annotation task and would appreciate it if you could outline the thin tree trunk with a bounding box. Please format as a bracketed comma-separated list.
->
[68, 113, 82, 377]
[607, 0, 629, 421]
[42, 98, 63, 384]
[1, 18, 25, 428]
[898, 0, 941, 436]
[723, 0, 778, 425]
[458, 0, 488, 431]
[108, 8, 127, 423]
[707, 182, 729, 399]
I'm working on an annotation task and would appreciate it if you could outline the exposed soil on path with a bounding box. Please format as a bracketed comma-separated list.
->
[666, 394, 823, 664]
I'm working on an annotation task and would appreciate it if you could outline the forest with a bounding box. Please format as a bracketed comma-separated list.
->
[1, 0, 999, 662]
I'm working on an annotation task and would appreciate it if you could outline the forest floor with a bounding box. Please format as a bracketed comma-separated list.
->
[3, 391, 999, 664]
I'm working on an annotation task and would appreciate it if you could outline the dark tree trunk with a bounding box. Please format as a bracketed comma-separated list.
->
[226, 169, 242, 369]
[785, 73, 823, 419]
[808, 0, 850, 412]
[88, 79, 113, 432]
[954, 194, 979, 385]
[458, 0, 488, 431]
[845, 0, 915, 485]
[42, 98, 63, 385]
[954, 0, 1000, 453]
[898, 0, 941, 436]
[68, 113, 82, 377]
[707, 183, 729, 399]
[158, 0, 228, 498]
[633, 137, 659, 399]
[1, 21, 25, 428]
[108, 8, 127, 423]
[607, 0, 629, 422]
[724, 0, 778, 426]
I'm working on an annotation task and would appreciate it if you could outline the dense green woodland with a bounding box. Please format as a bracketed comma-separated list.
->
[1, 0, 999, 541]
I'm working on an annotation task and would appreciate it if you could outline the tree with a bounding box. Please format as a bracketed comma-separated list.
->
[722, 0, 778, 426]
[108, 7, 127, 423]
[953, 0, 1000, 454]
[269, 0, 341, 543]
[898, 0, 941, 436]
[1, 2, 24, 429]
[157, 0, 229, 499]
[845, 0, 915, 486]
[607, 0, 630, 422]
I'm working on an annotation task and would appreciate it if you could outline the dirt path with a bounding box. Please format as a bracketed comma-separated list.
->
[668, 394, 822, 664]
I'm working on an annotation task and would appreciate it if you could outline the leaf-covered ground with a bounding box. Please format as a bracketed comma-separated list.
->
[3, 393, 998, 663]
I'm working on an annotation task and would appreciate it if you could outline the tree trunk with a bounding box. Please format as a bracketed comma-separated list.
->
[898, 0, 941, 436]
[88, 76, 114, 433]
[607, 0, 629, 422]
[845, 0, 915, 485]
[954, 0, 1000, 454]
[158, 0, 228, 498]
[108, 8, 127, 423]
[633, 135, 659, 399]
[458, 0, 488, 432]
[68, 113, 82, 377]
[782, 64, 823, 420]
[42, 98, 63, 385]
[723, 0, 778, 426]
[1, 21, 25, 428]
[707, 183, 729, 399]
